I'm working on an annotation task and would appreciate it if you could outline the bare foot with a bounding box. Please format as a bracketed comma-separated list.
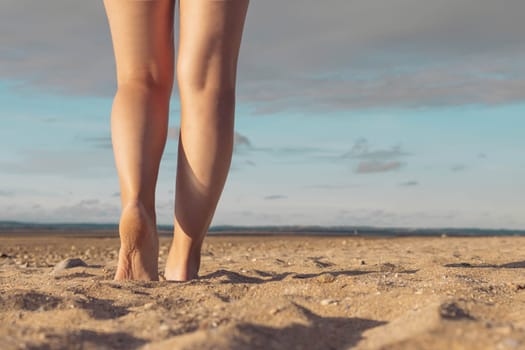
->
[164, 238, 201, 281]
[114, 203, 159, 281]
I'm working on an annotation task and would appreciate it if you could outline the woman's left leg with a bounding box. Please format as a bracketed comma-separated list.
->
[164, 0, 249, 281]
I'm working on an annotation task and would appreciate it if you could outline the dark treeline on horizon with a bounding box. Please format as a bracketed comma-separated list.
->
[0, 221, 524, 237]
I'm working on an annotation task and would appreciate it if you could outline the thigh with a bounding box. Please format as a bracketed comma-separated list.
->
[104, 0, 175, 86]
[177, 0, 249, 90]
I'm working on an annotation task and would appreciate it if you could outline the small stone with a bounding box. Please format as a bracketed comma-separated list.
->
[159, 324, 170, 332]
[269, 307, 283, 315]
[74, 294, 89, 303]
[143, 303, 155, 310]
[360, 260, 366, 265]
[316, 274, 336, 284]
[380, 263, 397, 272]
[52, 258, 88, 273]
[439, 302, 473, 320]
[320, 299, 337, 306]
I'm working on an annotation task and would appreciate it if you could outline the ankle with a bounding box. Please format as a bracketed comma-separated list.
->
[119, 201, 157, 247]
[164, 238, 202, 281]
[122, 200, 155, 222]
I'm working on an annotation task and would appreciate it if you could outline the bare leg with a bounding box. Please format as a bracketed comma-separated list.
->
[103, 0, 175, 281]
[164, 0, 249, 281]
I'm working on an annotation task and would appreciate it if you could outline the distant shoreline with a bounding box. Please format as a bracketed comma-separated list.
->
[0, 221, 523, 237]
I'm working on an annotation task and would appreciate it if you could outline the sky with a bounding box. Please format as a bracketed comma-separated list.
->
[1, 0, 525, 229]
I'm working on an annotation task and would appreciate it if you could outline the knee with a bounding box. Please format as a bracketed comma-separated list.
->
[176, 59, 236, 100]
[116, 67, 173, 98]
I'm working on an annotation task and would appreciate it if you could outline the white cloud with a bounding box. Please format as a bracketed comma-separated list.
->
[1, 0, 525, 109]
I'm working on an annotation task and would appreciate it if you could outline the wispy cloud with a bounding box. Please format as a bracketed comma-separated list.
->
[83, 136, 112, 149]
[399, 180, 419, 187]
[303, 184, 360, 190]
[356, 161, 403, 174]
[451, 164, 467, 172]
[341, 139, 408, 174]
[342, 138, 409, 160]
[234, 132, 251, 147]
[264, 195, 287, 200]
[51, 199, 120, 222]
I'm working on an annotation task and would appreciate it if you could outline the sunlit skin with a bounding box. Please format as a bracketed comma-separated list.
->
[103, 0, 249, 281]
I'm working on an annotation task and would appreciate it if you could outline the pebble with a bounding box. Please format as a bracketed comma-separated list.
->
[143, 303, 155, 310]
[269, 307, 283, 315]
[52, 258, 88, 273]
[316, 274, 336, 284]
[320, 299, 338, 306]
[439, 302, 472, 320]
[380, 263, 397, 272]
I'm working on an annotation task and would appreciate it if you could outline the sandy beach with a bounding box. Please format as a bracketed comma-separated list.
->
[1, 234, 525, 349]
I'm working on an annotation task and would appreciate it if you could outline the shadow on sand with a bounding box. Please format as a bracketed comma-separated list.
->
[26, 329, 146, 350]
[226, 303, 387, 350]
[199, 269, 372, 284]
[444, 260, 525, 268]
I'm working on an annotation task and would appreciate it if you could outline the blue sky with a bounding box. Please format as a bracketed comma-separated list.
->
[1, 0, 524, 229]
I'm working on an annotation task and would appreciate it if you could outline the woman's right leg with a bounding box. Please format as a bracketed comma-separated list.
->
[104, 0, 175, 281]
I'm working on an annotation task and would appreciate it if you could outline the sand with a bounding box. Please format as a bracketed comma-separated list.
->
[1, 234, 525, 349]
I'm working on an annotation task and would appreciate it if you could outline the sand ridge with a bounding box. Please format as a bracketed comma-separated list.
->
[1, 235, 525, 349]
